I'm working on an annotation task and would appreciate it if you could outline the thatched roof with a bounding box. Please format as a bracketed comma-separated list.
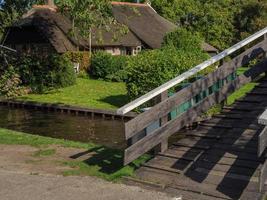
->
[91, 24, 141, 47]
[5, 3, 218, 54]
[111, 2, 177, 49]
[202, 42, 218, 53]
[5, 6, 86, 53]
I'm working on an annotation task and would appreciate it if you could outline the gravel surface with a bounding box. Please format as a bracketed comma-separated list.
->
[0, 169, 176, 200]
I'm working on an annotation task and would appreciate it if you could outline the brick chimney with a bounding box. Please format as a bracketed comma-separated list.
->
[45, 0, 55, 7]
[32, 0, 57, 11]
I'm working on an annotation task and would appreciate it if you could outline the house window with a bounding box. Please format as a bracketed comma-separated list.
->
[126, 47, 132, 55]
[133, 46, 142, 56]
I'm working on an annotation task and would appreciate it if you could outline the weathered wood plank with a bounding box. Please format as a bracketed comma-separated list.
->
[258, 127, 267, 157]
[259, 110, 267, 126]
[259, 159, 267, 192]
[125, 41, 267, 140]
[124, 59, 267, 165]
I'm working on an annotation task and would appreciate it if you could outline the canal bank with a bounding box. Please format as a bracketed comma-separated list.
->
[0, 128, 150, 181]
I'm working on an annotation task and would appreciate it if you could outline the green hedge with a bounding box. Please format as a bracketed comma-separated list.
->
[90, 51, 129, 82]
[17, 54, 76, 93]
[126, 47, 209, 100]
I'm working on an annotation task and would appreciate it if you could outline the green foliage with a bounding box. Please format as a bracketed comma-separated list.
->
[163, 28, 203, 52]
[126, 46, 209, 100]
[91, 51, 129, 82]
[17, 54, 76, 93]
[64, 51, 91, 71]
[18, 78, 128, 110]
[0, 65, 25, 97]
[57, 0, 112, 45]
[151, 0, 267, 50]
[0, 0, 42, 39]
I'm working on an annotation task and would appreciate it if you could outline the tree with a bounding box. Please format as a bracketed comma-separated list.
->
[56, 0, 113, 53]
[0, 0, 42, 40]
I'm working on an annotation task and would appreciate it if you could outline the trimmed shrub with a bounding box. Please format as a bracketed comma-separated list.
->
[91, 51, 129, 82]
[64, 51, 91, 71]
[0, 65, 26, 97]
[126, 47, 209, 100]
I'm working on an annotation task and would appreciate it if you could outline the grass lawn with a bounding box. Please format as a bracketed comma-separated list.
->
[227, 67, 259, 105]
[17, 78, 129, 110]
[0, 128, 150, 181]
[227, 82, 258, 105]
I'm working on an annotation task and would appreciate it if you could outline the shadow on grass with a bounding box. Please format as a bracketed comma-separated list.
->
[99, 95, 129, 108]
[69, 146, 150, 176]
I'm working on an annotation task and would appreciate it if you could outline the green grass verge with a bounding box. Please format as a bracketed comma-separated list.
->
[227, 82, 258, 105]
[0, 128, 150, 181]
[226, 67, 258, 105]
[33, 149, 56, 157]
[17, 78, 129, 110]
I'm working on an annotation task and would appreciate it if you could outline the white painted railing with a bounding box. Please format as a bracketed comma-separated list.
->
[0, 45, 17, 53]
[117, 26, 267, 115]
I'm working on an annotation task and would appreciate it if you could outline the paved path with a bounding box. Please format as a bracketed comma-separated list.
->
[0, 169, 175, 200]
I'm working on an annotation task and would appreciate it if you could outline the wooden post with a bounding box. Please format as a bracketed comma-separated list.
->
[160, 91, 169, 152]
[264, 33, 267, 78]
[154, 91, 169, 154]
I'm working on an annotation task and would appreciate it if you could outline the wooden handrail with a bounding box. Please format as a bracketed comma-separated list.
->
[124, 41, 267, 140]
[117, 27, 267, 115]
[124, 57, 267, 165]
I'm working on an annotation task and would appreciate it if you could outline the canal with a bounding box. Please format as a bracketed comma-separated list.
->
[0, 105, 126, 149]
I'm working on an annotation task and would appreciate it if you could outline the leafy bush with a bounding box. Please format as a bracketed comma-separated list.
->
[17, 54, 76, 93]
[64, 51, 91, 71]
[163, 28, 203, 52]
[0, 66, 26, 97]
[91, 51, 129, 82]
[126, 47, 209, 100]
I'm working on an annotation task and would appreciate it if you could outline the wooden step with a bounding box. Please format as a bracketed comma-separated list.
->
[157, 148, 204, 162]
[135, 166, 260, 200]
[212, 143, 258, 154]
[173, 137, 215, 150]
[183, 132, 221, 139]
[218, 138, 258, 148]
[194, 161, 260, 178]
[142, 163, 183, 174]
[194, 167, 259, 182]
[199, 123, 233, 129]
[213, 114, 243, 120]
[204, 149, 264, 162]
[198, 154, 261, 169]
[144, 155, 192, 172]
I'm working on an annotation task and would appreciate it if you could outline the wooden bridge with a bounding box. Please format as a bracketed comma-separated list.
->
[117, 27, 267, 199]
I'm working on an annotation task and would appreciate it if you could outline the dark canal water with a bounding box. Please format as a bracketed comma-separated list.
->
[0, 105, 126, 149]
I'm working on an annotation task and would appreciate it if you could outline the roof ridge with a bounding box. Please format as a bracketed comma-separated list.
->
[111, 1, 148, 7]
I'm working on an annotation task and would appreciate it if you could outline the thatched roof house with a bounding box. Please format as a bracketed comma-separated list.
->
[92, 2, 218, 56]
[2, 1, 217, 56]
[91, 1, 178, 55]
[2, 4, 86, 55]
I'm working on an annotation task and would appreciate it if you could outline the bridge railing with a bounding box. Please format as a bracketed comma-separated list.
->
[258, 110, 267, 192]
[119, 27, 267, 165]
